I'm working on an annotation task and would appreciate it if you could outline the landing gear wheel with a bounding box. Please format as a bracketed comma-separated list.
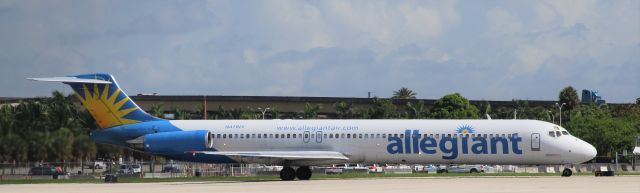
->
[296, 166, 312, 180]
[561, 168, 573, 177]
[280, 167, 296, 181]
[470, 168, 478, 173]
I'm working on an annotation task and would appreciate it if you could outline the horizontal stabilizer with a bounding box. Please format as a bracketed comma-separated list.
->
[27, 77, 111, 84]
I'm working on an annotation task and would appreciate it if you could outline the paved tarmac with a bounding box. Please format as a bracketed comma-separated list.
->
[2, 176, 639, 193]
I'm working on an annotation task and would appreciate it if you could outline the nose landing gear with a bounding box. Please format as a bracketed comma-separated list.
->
[561, 168, 573, 177]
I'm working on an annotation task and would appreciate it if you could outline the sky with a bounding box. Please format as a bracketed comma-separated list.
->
[0, 0, 638, 103]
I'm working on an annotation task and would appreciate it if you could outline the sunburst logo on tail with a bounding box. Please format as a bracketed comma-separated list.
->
[456, 124, 475, 134]
[76, 83, 141, 128]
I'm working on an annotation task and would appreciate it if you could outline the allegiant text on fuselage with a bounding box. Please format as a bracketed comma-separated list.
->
[387, 130, 523, 160]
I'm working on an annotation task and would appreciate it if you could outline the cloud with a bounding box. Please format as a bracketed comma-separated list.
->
[0, 0, 638, 102]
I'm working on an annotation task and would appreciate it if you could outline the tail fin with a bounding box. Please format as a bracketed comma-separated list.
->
[29, 73, 161, 128]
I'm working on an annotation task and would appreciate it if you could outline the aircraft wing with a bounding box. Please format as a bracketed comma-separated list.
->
[189, 151, 349, 161]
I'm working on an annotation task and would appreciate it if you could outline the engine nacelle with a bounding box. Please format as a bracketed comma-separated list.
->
[143, 130, 212, 155]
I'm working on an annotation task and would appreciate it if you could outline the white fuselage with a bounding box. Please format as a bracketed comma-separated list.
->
[169, 119, 596, 165]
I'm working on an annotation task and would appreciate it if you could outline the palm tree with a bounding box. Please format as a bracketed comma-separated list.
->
[149, 103, 165, 118]
[406, 101, 427, 119]
[392, 87, 417, 99]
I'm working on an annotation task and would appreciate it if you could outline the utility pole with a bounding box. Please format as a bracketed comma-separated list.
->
[258, 107, 270, 120]
[203, 95, 207, 120]
[555, 103, 566, 126]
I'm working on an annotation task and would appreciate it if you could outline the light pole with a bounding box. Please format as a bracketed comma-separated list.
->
[546, 111, 554, 124]
[555, 103, 566, 126]
[258, 107, 270, 120]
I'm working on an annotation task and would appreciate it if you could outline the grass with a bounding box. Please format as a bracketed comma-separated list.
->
[1, 171, 639, 185]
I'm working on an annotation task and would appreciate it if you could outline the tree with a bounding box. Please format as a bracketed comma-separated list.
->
[369, 98, 398, 119]
[149, 103, 165, 118]
[430, 93, 480, 119]
[559, 86, 580, 111]
[392, 87, 417, 99]
[51, 128, 75, 161]
[335, 102, 355, 119]
[302, 103, 321, 119]
[73, 134, 97, 161]
[406, 101, 427, 119]
[477, 101, 491, 118]
[566, 117, 636, 156]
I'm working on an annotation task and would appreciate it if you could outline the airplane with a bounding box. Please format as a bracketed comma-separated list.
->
[29, 73, 597, 180]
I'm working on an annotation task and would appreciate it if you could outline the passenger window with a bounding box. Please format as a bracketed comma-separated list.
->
[400, 134, 404, 138]
[377, 134, 381, 138]
[347, 134, 351, 138]
[359, 134, 363, 139]
[382, 134, 387, 138]
[336, 134, 340, 139]
[324, 134, 327, 138]
[269, 134, 273, 138]
[287, 134, 291, 138]
[240, 134, 244, 138]
[365, 134, 369, 138]
[275, 134, 279, 139]
[329, 134, 333, 138]
[257, 134, 261, 139]
[293, 134, 296, 138]
[216, 134, 221, 138]
[264, 134, 267, 138]
[435, 134, 439, 139]
[548, 131, 555, 137]
[223, 134, 227, 139]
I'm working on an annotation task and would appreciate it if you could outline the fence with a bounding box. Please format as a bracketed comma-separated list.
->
[1, 161, 638, 179]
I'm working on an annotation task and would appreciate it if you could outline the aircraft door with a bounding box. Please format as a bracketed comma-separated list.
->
[531, 133, 540, 151]
[303, 131, 310, 143]
[316, 131, 323, 143]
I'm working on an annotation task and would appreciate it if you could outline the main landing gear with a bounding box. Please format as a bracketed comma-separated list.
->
[279, 166, 312, 181]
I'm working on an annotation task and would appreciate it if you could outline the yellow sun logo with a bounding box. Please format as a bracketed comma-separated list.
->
[456, 125, 475, 134]
[76, 83, 141, 128]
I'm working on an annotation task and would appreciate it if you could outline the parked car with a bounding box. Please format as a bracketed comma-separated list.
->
[117, 164, 142, 174]
[161, 164, 182, 173]
[446, 165, 484, 173]
[84, 159, 106, 169]
[435, 165, 449, 173]
[29, 166, 68, 176]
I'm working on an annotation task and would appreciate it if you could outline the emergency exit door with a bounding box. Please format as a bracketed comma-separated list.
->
[531, 133, 540, 151]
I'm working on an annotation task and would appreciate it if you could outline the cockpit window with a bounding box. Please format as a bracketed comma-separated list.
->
[548, 131, 556, 137]
[556, 131, 562, 137]
[561, 131, 569, 135]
